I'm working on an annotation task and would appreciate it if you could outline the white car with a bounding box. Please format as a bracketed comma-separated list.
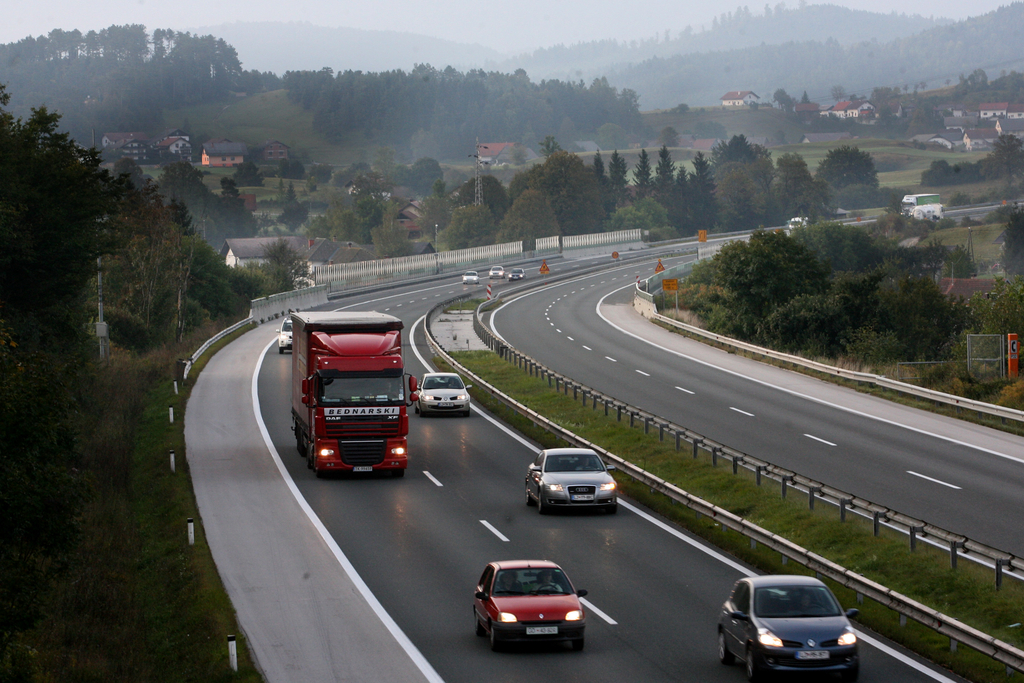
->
[276, 318, 292, 354]
[463, 270, 480, 285]
[488, 266, 505, 279]
[416, 373, 472, 417]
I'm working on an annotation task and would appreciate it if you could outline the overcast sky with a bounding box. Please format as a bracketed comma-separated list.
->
[2, 0, 1010, 54]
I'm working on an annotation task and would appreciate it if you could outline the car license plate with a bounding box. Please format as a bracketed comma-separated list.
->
[352, 466, 372, 472]
[571, 494, 595, 501]
[526, 626, 558, 635]
[438, 401, 453, 407]
[796, 650, 829, 660]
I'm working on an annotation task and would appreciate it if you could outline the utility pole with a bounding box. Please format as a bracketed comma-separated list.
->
[96, 257, 109, 361]
[469, 139, 489, 206]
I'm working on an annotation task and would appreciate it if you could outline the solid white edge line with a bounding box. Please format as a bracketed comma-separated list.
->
[730, 407, 755, 417]
[804, 434, 838, 447]
[907, 471, 962, 490]
[415, 287, 957, 682]
[423, 471, 444, 487]
[479, 520, 510, 542]
[595, 285, 1024, 466]
[578, 597, 617, 625]
[251, 338, 446, 683]
[675, 386, 695, 395]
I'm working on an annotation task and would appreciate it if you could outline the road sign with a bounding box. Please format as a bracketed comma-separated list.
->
[662, 278, 678, 291]
[539, 260, 550, 274]
[698, 230, 707, 242]
[612, 251, 619, 259]
[654, 259, 665, 273]
[1011, 333, 1019, 378]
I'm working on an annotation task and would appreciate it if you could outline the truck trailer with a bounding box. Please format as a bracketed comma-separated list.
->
[291, 311, 418, 478]
[901, 194, 944, 220]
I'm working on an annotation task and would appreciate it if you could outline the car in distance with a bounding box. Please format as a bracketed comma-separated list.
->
[525, 448, 617, 514]
[488, 265, 505, 279]
[718, 575, 860, 682]
[508, 267, 525, 281]
[462, 270, 480, 285]
[276, 318, 293, 354]
[474, 560, 587, 651]
[415, 372, 471, 416]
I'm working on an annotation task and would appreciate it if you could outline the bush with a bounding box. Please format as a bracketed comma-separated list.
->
[997, 379, 1024, 410]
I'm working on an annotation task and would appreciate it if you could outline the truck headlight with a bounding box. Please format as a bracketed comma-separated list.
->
[319, 448, 335, 457]
[391, 446, 406, 455]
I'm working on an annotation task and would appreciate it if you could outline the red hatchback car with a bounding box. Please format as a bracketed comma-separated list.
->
[474, 560, 587, 651]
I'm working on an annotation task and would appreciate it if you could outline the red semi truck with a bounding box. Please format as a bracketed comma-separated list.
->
[291, 311, 418, 478]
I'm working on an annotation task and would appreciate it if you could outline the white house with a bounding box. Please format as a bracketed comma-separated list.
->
[720, 91, 760, 107]
[979, 103, 1009, 119]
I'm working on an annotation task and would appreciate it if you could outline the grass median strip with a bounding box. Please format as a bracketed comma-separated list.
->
[444, 349, 1024, 683]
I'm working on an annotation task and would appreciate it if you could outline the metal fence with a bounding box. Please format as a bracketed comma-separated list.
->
[420, 293, 1024, 676]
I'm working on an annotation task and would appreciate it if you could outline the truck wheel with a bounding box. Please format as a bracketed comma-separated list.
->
[306, 446, 314, 470]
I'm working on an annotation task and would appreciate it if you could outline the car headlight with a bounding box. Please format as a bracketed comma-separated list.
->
[546, 483, 564, 491]
[757, 628, 783, 647]
[838, 631, 857, 646]
[456, 394, 467, 400]
[498, 612, 518, 623]
[600, 482, 616, 491]
[564, 610, 582, 621]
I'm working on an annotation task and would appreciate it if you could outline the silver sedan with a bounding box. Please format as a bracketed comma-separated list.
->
[525, 448, 617, 514]
[416, 373, 472, 417]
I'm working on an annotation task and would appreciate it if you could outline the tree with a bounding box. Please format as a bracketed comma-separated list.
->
[445, 205, 496, 249]
[606, 198, 669, 236]
[261, 239, 309, 291]
[633, 149, 653, 199]
[514, 151, 605, 235]
[658, 126, 680, 147]
[113, 157, 147, 189]
[969, 275, 1024, 334]
[686, 152, 718, 234]
[608, 150, 629, 208]
[711, 134, 762, 169]
[985, 134, 1024, 184]
[373, 146, 398, 181]
[539, 135, 562, 157]
[773, 88, 795, 113]
[395, 157, 443, 196]
[371, 202, 413, 258]
[233, 160, 264, 187]
[418, 194, 452, 244]
[1004, 208, 1024, 276]
[596, 123, 628, 151]
[774, 153, 831, 219]
[497, 189, 560, 243]
[455, 175, 510, 223]
[815, 145, 878, 190]
[830, 85, 847, 102]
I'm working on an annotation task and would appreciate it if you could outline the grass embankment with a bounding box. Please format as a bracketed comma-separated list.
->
[25, 324, 261, 683]
[444, 349, 1024, 683]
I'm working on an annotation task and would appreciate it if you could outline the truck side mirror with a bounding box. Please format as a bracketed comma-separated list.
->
[301, 378, 310, 394]
[409, 375, 418, 393]
[301, 394, 310, 405]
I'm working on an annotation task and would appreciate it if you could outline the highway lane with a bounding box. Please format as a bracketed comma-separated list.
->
[245, 271, 961, 682]
[488, 261, 1024, 555]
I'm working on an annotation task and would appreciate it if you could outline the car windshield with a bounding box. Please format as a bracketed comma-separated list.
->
[421, 375, 464, 390]
[465, 272, 476, 276]
[753, 586, 842, 618]
[493, 568, 571, 596]
[544, 453, 604, 472]
[282, 319, 292, 331]
[318, 371, 404, 406]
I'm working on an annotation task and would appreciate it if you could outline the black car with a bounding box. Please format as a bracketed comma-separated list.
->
[718, 575, 859, 682]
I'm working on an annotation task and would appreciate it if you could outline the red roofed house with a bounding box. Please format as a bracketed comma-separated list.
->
[153, 136, 192, 161]
[1007, 103, 1024, 120]
[720, 91, 760, 107]
[821, 100, 875, 119]
[258, 140, 290, 161]
[938, 278, 997, 299]
[963, 128, 999, 151]
[794, 102, 822, 122]
[101, 132, 148, 148]
[979, 103, 1009, 119]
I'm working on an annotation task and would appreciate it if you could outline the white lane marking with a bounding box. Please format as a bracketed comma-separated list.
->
[251, 339, 445, 683]
[606, 356, 617, 362]
[730, 407, 755, 417]
[595, 285, 1024, 466]
[676, 386, 695, 395]
[583, 345, 592, 351]
[556, 329, 562, 333]
[423, 471, 444, 487]
[907, 471, 962, 490]
[480, 520, 510, 542]
[636, 370, 650, 377]
[804, 434, 837, 447]
[579, 597, 617, 625]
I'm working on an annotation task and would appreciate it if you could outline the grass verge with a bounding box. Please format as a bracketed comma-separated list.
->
[23, 323, 261, 683]
[444, 350, 1024, 683]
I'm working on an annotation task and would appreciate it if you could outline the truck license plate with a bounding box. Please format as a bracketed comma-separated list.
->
[526, 626, 558, 635]
[352, 466, 372, 472]
[571, 494, 595, 501]
[796, 651, 829, 660]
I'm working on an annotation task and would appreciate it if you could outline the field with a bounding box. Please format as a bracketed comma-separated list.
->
[928, 221, 1008, 274]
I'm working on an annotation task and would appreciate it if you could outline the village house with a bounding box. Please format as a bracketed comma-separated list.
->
[101, 132, 147, 148]
[979, 103, 1009, 119]
[1007, 103, 1024, 119]
[720, 91, 760, 107]
[475, 142, 538, 166]
[821, 100, 875, 120]
[152, 136, 192, 161]
[996, 119, 1024, 138]
[202, 140, 249, 167]
[256, 140, 290, 161]
[794, 102, 822, 122]
[963, 128, 999, 151]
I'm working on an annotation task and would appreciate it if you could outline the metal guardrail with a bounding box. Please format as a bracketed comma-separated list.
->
[181, 316, 255, 381]
[421, 294, 1024, 676]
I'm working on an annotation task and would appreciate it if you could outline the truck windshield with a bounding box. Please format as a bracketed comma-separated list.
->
[319, 371, 404, 406]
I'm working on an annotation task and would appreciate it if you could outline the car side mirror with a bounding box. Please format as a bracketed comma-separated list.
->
[276, 328, 281, 333]
[576, 589, 588, 597]
[529, 465, 541, 472]
[605, 464, 616, 471]
[475, 591, 487, 600]
[845, 608, 859, 619]
[730, 611, 749, 621]
[465, 384, 473, 390]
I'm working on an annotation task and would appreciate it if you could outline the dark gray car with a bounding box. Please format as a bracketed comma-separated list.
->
[718, 575, 860, 681]
[525, 448, 617, 514]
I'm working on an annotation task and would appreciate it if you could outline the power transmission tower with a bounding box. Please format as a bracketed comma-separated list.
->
[470, 139, 488, 206]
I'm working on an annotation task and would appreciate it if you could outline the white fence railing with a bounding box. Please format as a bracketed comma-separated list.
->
[250, 285, 329, 324]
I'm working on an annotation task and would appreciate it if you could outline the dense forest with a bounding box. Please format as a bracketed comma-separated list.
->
[281, 66, 644, 160]
[0, 25, 280, 141]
